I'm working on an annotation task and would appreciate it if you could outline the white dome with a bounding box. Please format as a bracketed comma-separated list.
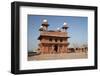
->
[43, 19, 48, 23]
[57, 27, 60, 30]
[40, 26, 43, 28]
[57, 28, 61, 31]
[57, 28, 60, 30]
[63, 22, 67, 25]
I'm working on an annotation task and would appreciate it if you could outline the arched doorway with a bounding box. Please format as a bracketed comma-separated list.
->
[54, 45, 58, 52]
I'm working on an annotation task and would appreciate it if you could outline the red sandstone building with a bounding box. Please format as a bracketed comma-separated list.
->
[38, 19, 70, 54]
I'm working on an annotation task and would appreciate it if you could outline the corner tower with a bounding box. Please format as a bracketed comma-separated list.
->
[39, 19, 49, 31]
[62, 22, 69, 32]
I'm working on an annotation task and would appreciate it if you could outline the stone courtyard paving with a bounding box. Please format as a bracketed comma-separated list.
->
[28, 52, 88, 61]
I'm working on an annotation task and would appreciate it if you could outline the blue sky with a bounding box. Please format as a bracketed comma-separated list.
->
[28, 15, 88, 51]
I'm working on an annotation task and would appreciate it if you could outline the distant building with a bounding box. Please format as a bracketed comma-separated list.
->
[38, 19, 70, 54]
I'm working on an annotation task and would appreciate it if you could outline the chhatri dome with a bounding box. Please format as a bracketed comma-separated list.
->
[62, 22, 68, 28]
[57, 27, 60, 30]
[57, 27, 61, 31]
[40, 26, 43, 28]
[62, 22, 68, 32]
[63, 22, 68, 27]
[43, 19, 48, 23]
[39, 26, 43, 31]
[39, 19, 49, 31]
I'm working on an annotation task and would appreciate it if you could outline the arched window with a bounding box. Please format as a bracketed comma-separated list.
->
[60, 39, 63, 42]
[55, 39, 57, 42]
[40, 38, 42, 41]
[49, 38, 52, 42]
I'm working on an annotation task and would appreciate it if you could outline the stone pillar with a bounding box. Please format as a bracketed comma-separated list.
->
[63, 46, 65, 53]
[65, 46, 67, 53]
[46, 45, 48, 53]
[58, 45, 59, 53]
[59, 46, 61, 53]
[52, 45, 54, 54]
[42, 45, 45, 54]
[48, 45, 50, 54]
[41, 45, 44, 54]
[47, 46, 49, 54]
[45, 45, 48, 54]
[50, 45, 52, 54]
[50, 45, 53, 54]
